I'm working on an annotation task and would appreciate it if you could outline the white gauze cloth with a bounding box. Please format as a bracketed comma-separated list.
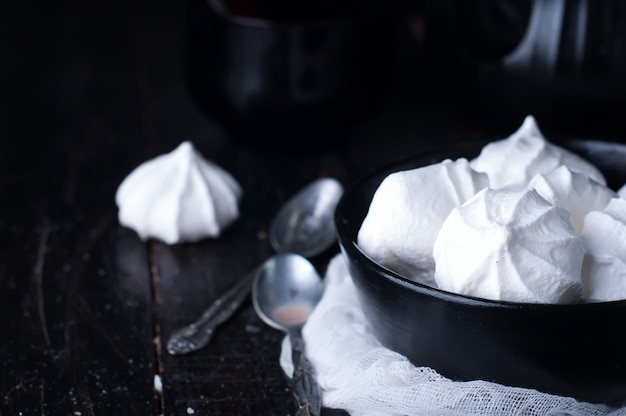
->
[280, 254, 626, 416]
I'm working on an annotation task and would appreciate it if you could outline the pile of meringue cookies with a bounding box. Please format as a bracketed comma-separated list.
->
[358, 115, 626, 304]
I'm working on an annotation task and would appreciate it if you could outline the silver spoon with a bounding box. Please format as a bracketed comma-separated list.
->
[252, 253, 324, 416]
[166, 177, 343, 355]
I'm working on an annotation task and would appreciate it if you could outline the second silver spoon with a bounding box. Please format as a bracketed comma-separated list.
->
[252, 253, 324, 416]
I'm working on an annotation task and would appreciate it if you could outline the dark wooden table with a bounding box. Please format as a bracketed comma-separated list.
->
[1, 1, 623, 415]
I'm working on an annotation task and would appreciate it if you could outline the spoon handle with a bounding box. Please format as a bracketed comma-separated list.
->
[166, 266, 259, 355]
[289, 327, 322, 416]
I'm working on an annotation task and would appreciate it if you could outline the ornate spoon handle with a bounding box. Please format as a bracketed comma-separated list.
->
[289, 326, 322, 416]
[166, 267, 259, 355]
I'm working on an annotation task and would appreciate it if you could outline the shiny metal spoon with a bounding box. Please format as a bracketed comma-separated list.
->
[167, 177, 343, 355]
[252, 253, 324, 416]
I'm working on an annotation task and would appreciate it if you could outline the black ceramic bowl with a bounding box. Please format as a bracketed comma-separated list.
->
[334, 139, 626, 406]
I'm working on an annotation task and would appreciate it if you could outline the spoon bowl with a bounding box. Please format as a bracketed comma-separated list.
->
[252, 253, 325, 416]
[270, 178, 344, 258]
[253, 253, 324, 331]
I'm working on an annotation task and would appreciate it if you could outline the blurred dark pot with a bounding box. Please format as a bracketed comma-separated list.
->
[185, 0, 395, 151]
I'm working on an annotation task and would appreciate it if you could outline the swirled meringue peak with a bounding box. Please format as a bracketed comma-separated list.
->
[528, 165, 615, 235]
[618, 183, 626, 199]
[357, 158, 489, 286]
[470, 115, 606, 189]
[115, 141, 242, 244]
[433, 187, 584, 303]
[580, 197, 626, 302]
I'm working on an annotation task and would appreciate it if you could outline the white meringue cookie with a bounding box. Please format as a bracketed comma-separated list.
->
[528, 165, 615, 235]
[357, 158, 489, 287]
[580, 197, 626, 302]
[618, 183, 626, 199]
[433, 187, 584, 303]
[115, 141, 242, 244]
[470, 115, 606, 189]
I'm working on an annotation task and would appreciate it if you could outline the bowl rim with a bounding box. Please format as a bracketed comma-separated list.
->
[335, 139, 626, 310]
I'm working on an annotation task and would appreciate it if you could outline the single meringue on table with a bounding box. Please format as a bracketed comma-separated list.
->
[115, 141, 242, 244]
[528, 165, 615, 235]
[357, 158, 489, 287]
[580, 197, 626, 302]
[433, 187, 584, 304]
[470, 115, 606, 189]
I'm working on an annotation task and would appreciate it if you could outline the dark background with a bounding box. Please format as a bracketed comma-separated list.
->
[1, 0, 625, 414]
